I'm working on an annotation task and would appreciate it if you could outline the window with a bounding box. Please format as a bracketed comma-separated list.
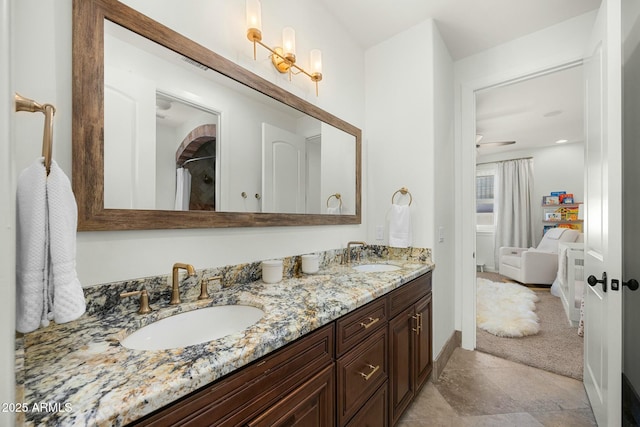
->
[476, 168, 496, 229]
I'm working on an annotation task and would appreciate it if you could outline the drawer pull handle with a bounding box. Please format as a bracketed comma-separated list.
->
[412, 314, 420, 334]
[359, 364, 380, 381]
[359, 317, 380, 329]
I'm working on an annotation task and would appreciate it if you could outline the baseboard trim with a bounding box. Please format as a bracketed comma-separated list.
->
[433, 330, 461, 380]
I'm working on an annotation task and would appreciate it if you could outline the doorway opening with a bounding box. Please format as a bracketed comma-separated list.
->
[472, 64, 586, 381]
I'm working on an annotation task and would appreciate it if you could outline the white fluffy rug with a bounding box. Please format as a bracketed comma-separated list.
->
[476, 278, 540, 338]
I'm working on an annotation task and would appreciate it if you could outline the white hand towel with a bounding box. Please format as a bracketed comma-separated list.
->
[47, 161, 86, 324]
[389, 204, 412, 248]
[16, 158, 48, 333]
[327, 206, 341, 214]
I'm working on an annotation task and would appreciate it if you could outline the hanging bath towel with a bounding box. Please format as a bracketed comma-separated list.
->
[16, 159, 85, 333]
[16, 158, 48, 333]
[47, 161, 86, 324]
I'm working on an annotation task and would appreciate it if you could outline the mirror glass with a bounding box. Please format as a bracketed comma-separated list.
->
[103, 20, 356, 215]
[72, 0, 360, 230]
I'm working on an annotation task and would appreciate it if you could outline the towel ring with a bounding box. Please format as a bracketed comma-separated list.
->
[326, 193, 342, 208]
[391, 187, 412, 206]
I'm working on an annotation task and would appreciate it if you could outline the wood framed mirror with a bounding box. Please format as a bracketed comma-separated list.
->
[72, 0, 361, 230]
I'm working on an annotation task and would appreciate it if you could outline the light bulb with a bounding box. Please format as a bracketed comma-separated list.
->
[282, 27, 296, 61]
[310, 49, 322, 75]
[246, 0, 262, 39]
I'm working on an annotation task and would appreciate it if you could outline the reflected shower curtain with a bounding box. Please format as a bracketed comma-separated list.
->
[494, 158, 535, 267]
[174, 167, 192, 211]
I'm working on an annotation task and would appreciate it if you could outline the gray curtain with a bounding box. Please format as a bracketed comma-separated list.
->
[494, 158, 535, 267]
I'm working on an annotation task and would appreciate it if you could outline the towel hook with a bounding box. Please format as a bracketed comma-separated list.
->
[326, 193, 342, 209]
[391, 187, 412, 206]
[15, 93, 56, 175]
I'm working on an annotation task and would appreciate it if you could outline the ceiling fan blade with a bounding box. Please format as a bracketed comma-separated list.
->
[476, 140, 516, 148]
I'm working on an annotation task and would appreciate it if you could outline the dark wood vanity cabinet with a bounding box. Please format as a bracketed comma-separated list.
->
[133, 324, 335, 426]
[131, 271, 432, 427]
[388, 274, 433, 426]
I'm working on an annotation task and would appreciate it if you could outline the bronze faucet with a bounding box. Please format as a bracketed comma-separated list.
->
[346, 241, 367, 264]
[198, 275, 222, 300]
[171, 263, 196, 305]
[120, 289, 152, 314]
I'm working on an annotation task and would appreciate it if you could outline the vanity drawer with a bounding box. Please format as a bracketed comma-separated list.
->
[337, 327, 388, 426]
[336, 296, 388, 356]
[246, 364, 335, 427]
[389, 271, 432, 317]
[345, 382, 388, 427]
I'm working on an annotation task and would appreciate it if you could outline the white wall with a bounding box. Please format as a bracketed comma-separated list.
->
[321, 123, 357, 214]
[365, 19, 455, 359]
[454, 11, 597, 348]
[475, 142, 585, 271]
[1, 0, 15, 424]
[365, 21, 436, 248]
[431, 25, 456, 357]
[11, 0, 366, 288]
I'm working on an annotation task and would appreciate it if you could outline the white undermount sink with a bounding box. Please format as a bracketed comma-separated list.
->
[352, 264, 402, 273]
[121, 305, 265, 351]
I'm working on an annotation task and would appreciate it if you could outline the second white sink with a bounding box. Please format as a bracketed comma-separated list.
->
[352, 264, 401, 273]
[121, 305, 265, 351]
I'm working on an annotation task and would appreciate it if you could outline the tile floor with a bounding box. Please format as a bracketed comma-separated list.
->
[398, 348, 597, 426]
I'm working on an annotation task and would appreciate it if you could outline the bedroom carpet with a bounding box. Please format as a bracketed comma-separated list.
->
[476, 273, 584, 380]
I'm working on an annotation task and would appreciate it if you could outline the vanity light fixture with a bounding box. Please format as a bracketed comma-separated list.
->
[246, 0, 323, 96]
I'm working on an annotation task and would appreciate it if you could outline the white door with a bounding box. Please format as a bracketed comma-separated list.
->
[262, 123, 306, 213]
[104, 67, 156, 209]
[582, 1, 623, 425]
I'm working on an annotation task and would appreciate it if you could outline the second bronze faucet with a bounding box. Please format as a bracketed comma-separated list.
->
[171, 263, 196, 305]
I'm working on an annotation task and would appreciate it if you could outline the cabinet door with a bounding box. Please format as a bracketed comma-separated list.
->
[414, 294, 432, 391]
[247, 364, 335, 427]
[345, 382, 388, 427]
[388, 306, 416, 425]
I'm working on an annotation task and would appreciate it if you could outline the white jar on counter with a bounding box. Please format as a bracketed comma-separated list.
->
[301, 254, 319, 274]
[262, 260, 283, 283]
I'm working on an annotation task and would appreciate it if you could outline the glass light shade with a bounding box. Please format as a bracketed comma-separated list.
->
[310, 49, 322, 74]
[246, 0, 262, 32]
[282, 27, 296, 56]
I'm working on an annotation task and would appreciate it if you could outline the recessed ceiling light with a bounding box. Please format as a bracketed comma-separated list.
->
[555, 139, 569, 144]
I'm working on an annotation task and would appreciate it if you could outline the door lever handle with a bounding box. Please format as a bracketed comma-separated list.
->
[624, 279, 639, 291]
[611, 278, 638, 291]
[587, 272, 607, 292]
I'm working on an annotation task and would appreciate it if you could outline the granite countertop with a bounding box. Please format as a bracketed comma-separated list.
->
[15, 247, 433, 426]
